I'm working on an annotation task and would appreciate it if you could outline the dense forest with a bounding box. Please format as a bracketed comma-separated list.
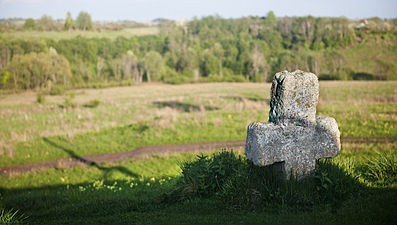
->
[1, 12, 397, 91]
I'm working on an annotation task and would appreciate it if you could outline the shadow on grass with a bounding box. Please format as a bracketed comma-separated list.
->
[1, 152, 396, 225]
[221, 95, 270, 104]
[42, 137, 139, 179]
[153, 101, 219, 112]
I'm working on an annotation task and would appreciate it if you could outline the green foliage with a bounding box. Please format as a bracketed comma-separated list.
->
[265, 11, 277, 28]
[61, 93, 76, 108]
[172, 151, 243, 200]
[143, 51, 164, 82]
[64, 12, 74, 31]
[76, 11, 93, 31]
[23, 18, 36, 30]
[36, 93, 45, 104]
[48, 85, 65, 95]
[84, 99, 101, 108]
[0, 208, 27, 225]
[5, 52, 72, 90]
[1, 13, 397, 90]
[359, 151, 397, 187]
[169, 151, 364, 211]
[37, 15, 59, 31]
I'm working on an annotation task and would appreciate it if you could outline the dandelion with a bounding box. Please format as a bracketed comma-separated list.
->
[150, 177, 155, 182]
[146, 182, 151, 186]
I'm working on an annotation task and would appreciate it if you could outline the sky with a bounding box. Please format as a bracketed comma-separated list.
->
[0, 0, 396, 21]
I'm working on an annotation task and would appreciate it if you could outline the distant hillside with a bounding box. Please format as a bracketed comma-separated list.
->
[0, 13, 396, 91]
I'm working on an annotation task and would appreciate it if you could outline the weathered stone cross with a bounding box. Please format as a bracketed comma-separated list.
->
[245, 70, 341, 179]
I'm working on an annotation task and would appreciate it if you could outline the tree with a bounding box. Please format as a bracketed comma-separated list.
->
[64, 12, 73, 31]
[250, 45, 268, 82]
[143, 51, 164, 82]
[76, 11, 93, 31]
[23, 18, 36, 30]
[211, 43, 224, 78]
[265, 11, 277, 28]
[5, 52, 72, 90]
[37, 15, 58, 31]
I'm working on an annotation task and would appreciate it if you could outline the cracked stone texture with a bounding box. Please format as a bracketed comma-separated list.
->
[245, 70, 341, 179]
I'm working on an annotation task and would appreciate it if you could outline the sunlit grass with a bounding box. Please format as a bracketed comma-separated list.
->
[0, 145, 395, 224]
[0, 81, 395, 165]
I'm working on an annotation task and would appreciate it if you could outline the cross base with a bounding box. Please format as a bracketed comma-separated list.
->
[245, 116, 340, 180]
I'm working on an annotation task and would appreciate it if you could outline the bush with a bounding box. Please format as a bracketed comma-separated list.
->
[84, 99, 101, 108]
[177, 151, 243, 198]
[167, 151, 362, 211]
[49, 86, 65, 95]
[60, 93, 76, 108]
[36, 93, 45, 104]
[5, 52, 72, 90]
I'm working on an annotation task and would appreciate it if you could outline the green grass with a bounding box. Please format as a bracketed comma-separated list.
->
[0, 145, 395, 225]
[0, 27, 159, 40]
[0, 81, 396, 224]
[0, 82, 396, 166]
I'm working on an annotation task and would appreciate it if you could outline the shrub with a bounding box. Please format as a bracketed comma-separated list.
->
[167, 151, 362, 211]
[60, 93, 76, 108]
[49, 86, 65, 95]
[84, 99, 100, 108]
[36, 93, 45, 104]
[5, 52, 72, 90]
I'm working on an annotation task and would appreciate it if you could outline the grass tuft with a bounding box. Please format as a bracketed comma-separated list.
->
[166, 151, 364, 211]
[0, 208, 27, 225]
[36, 93, 45, 104]
[359, 151, 397, 187]
[83, 99, 101, 108]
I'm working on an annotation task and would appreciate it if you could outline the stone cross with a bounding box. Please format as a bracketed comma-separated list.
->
[245, 70, 341, 179]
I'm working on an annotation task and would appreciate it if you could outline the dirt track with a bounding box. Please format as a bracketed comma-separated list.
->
[1, 137, 396, 176]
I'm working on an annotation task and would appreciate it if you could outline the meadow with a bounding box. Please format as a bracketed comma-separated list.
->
[0, 81, 396, 224]
[0, 27, 159, 40]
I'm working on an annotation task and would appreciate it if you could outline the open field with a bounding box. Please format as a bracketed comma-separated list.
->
[0, 27, 159, 40]
[0, 81, 396, 224]
[0, 81, 396, 166]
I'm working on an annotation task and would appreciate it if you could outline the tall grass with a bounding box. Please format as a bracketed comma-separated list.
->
[0, 208, 27, 225]
[166, 151, 365, 211]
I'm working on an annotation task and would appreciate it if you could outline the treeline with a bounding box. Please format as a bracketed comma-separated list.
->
[0, 12, 155, 32]
[1, 12, 397, 91]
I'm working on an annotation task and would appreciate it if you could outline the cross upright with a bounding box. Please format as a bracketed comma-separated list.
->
[245, 70, 341, 179]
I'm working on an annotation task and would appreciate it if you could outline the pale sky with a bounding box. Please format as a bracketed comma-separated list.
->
[0, 0, 396, 21]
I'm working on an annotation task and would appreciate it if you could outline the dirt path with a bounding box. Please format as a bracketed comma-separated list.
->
[1, 137, 396, 176]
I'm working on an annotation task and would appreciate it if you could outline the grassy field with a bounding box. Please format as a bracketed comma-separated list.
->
[0, 147, 396, 224]
[0, 27, 159, 40]
[0, 81, 396, 224]
[0, 82, 395, 166]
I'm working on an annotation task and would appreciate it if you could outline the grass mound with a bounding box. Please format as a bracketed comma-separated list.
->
[168, 151, 364, 211]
